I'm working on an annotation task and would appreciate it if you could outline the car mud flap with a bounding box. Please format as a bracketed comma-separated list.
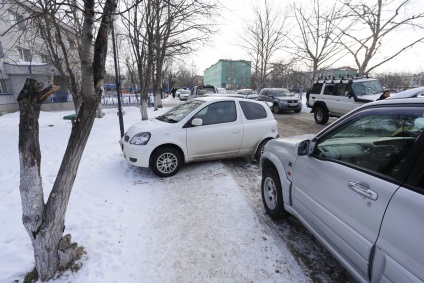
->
[289, 182, 293, 206]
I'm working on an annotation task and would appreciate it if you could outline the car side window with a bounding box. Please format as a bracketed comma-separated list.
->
[323, 84, 335, 96]
[311, 83, 322, 94]
[312, 107, 424, 180]
[336, 83, 347, 96]
[193, 101, 237, 125]
[239, 101, 267, 120]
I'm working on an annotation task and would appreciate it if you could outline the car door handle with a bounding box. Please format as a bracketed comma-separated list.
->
[232, 129, 240, 134]
[347, 182, 378, 201]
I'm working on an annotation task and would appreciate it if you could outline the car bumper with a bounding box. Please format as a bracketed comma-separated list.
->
[119, 140, 154, 168]
[277, 104, 302, 110]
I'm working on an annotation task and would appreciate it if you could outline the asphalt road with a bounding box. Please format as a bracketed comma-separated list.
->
[272, 109, 336, 137]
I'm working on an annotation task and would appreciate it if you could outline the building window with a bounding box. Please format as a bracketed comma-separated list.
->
[0, 41, 4, 58]
[40, 54, 50, 63]
[0, 79, 8, 93]
[17, 47, 31, 61]
[9, 10, 25, 30]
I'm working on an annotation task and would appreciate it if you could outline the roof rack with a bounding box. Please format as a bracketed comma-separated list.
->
[315, 74, 372, 83]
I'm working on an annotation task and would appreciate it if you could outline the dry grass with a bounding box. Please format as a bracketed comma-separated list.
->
[24, 246, 87, 282]
[23, 267, 38, 283]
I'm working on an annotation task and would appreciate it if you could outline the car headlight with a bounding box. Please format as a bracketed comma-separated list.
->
[130, 132, 151, 145]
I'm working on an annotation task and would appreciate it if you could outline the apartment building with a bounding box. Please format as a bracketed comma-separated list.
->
[0, 0, 78, 113]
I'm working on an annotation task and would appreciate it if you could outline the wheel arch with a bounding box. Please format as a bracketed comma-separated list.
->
[149, 143, 186, 165]
[311, 101, 328, 113]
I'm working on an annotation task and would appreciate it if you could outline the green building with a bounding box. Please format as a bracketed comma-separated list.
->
[204, 59, 251, 90]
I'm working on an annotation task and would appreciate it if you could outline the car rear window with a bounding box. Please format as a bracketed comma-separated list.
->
[240, 101, 267, 120]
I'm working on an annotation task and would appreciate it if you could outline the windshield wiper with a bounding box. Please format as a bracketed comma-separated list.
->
[156, 115, 178, 123]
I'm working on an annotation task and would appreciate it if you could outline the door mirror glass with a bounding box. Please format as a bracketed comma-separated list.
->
[298, 140, 309, 156]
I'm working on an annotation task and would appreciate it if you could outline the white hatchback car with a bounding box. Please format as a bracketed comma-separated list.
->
[120, 97, 279, 177]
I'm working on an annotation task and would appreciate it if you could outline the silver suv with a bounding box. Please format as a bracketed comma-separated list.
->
[260, 97, 424, 282]
[307, 76, 384, 124]
[257, 88, 302, 114]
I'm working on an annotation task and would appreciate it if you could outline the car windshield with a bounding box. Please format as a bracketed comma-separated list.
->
[270, 89, 294, 97]
[198, 87, 216, 95]
[352, 80, 384, 96]
[156, 100, 205, 123]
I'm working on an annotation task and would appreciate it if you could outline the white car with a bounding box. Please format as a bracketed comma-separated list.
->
[178, 89, 191, 101]
[120, 97, 279, 177]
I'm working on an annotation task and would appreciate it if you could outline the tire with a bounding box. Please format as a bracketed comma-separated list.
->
[150, 147, 182, 177]
[314, 106, 329, 124]
[294, 109, 301, 113]
[254, 139, 269, 161]
[261, 167, 288, 219]
[273, 104, 280, 114]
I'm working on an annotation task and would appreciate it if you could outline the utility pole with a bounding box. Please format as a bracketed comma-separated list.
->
[112, 17, 125, 138]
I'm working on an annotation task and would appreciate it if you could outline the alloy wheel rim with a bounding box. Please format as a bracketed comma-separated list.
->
[264, 177, 277, 209]
[157, 152, 178, 173]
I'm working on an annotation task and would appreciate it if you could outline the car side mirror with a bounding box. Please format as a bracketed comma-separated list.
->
[191, 118, 203, 126]
[297, 140, 309, 156]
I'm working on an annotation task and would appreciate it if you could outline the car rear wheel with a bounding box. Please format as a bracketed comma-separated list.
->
[314, 106, 329, 124]
[254, 139, 269, 161]
[150, 147, 182, 177]
[261, 167, 288, 219]
[273, 104, 280, 114]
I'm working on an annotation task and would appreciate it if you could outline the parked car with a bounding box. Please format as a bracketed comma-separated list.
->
[120, 97, 279, 177]
[178, 89, 191, 101]
[387, 86, 424, 99]
[257, 88, 302, 114]
[307, 76, 384, 124]
[187, 85, 218, 100]
[260, 97, 424, 283]
[217, 87, 227, 93]
[237, 88, 258, 100]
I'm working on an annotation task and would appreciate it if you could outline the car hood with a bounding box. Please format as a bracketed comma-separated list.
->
[270, 134, 315, 149]
[125, 118, 174, 137]
[357, 93, 382, 102]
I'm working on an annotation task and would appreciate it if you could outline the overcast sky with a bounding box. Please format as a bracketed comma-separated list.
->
[191, 0, 424, 76]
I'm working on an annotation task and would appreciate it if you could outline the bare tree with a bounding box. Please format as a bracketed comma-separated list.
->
[241, 0, 288, 91]
[150, 0, 218, 109]
[15, 0, 117, 280]
[122, 0, 155, 120]
[341, 0, 424, 75]
[289, 0, 348, 85]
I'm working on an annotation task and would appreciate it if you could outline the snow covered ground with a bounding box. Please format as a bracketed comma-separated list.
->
[0, 97, 310, 282]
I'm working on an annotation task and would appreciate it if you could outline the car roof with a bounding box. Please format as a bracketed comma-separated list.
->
[366, 97, 424, 107]
[262, 88, 290, 91]
[387, 87, 424, 99]
[194, 96, 264, 104]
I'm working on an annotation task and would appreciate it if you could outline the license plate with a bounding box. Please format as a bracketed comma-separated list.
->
[289, 103, 297, 107]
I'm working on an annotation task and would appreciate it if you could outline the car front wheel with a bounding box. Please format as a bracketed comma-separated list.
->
[273, 104, 280, 114]
[150, 147, 182, 177]
[314, 106, 329, 124]
[261, 167, 288, 219]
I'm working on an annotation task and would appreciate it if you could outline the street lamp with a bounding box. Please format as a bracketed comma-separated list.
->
[111, 16, 125, 138]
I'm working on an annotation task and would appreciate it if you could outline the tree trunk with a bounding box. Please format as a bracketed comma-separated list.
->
[17, 79, 78, 281]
